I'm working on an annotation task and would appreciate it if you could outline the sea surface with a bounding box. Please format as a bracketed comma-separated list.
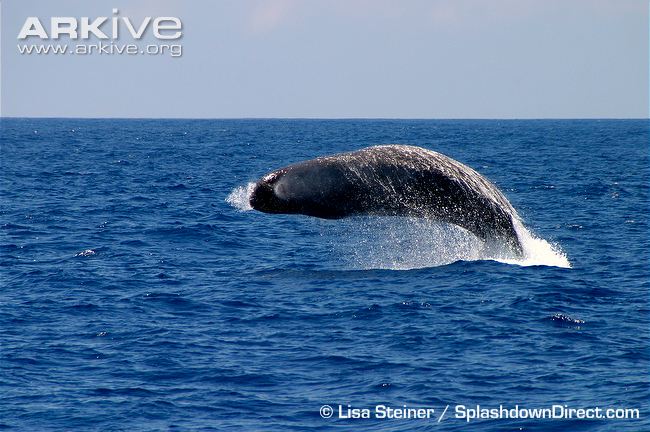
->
[1, 119, 648, 431]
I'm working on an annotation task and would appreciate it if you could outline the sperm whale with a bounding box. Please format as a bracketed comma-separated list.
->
[249, 145, 524, 256]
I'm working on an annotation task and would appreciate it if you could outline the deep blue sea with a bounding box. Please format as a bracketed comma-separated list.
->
[1, 119, 648, 431]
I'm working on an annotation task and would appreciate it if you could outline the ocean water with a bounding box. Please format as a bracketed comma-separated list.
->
[1, 118, 648, 431]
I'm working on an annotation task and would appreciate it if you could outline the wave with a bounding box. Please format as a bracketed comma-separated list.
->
[226, 184, 571, 270]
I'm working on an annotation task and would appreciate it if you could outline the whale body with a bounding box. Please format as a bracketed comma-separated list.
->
[249, 145, 524, 255]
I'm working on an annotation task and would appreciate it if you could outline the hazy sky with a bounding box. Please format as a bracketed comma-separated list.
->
[1, 0, 647, 118]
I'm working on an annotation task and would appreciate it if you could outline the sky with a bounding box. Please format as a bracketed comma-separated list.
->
[1, 0, 648, 118]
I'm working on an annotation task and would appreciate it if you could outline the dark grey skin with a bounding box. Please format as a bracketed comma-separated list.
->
[249, 145, 523, 256]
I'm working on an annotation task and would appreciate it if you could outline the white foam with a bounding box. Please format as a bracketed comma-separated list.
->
[226, 183, 255, 211]
[497, 221, 571, 268]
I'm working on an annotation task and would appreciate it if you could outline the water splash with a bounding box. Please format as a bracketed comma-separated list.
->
[226, 183, 255, 211]
[227, 184, 571, 270]
[498, 220, 571, 269]
[322, 217, 570, 270]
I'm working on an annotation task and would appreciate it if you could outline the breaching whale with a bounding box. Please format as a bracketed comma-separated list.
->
[249, 145, 524, 256]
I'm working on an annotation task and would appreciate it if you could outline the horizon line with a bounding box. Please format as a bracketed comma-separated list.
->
[1, 116, 648, 121]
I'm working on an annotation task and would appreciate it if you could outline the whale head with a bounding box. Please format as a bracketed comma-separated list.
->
[249, 162, 353, 218]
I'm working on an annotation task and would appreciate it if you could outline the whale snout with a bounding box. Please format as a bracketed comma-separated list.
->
[249, 180, 283, 213]
[249, 181, 272, 212]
